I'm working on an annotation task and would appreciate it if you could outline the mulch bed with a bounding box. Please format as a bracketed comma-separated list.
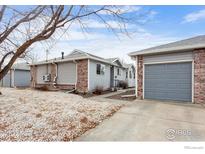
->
[107, 90, 136, 101]
[72, 90, 115, 98]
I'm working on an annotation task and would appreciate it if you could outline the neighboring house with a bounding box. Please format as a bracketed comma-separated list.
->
[129, 35, 205, 104]
[106, 58, 135, 87]
[123, 63, 136, 87]
[0, 63, 31, 88]
[30, 49, 135, 93]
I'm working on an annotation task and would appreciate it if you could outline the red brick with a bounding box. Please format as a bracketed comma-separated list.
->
[76, 59, 88, 93]
[194, 49, 205, 104]
[137, 55, 143, 99]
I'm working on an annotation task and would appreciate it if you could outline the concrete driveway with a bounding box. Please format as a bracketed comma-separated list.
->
[76, 100, 205, 141]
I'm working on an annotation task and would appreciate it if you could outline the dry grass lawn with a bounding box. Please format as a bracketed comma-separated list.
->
[0, 88, 122, 141]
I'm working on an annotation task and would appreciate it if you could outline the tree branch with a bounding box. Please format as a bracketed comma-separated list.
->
[0, 6, 45, 44]
[0, 5, 6, 22]
[0, 51, 14, 69]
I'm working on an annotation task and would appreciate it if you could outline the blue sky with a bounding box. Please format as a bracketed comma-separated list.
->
[32, 5, 205, 63]
[142, 6, 205, 36]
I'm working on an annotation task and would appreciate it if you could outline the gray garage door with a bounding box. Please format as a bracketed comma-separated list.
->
[2, 73, 12, 87]
[144, 62, 192, 102]
[14, 70, 30, 87]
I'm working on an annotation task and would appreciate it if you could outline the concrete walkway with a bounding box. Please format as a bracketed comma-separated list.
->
[88, 88, 135, 105]
[76, 99, 205, 141]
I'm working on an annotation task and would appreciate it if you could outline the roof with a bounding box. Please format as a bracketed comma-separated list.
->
[11, 63, 30, 71]
[105, 58, 118, 63]
[31, 49, 119, 66]
[123, 63, 135, 68]
[105, 57, 127, 68]
[129, 35, 205, 56]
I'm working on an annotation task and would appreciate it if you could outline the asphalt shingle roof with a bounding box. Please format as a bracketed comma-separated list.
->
[129, 35, 205, 56]
[31, 50, 121, 66]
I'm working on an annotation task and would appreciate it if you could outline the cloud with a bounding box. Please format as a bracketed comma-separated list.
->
[80, 19, 139, 30]
[183, 9, 205, 23]
[99, 6, 141, 15]
[137, 10, 158, 24]
[34, 28, 180, 64]
[29, 7, 175, 64]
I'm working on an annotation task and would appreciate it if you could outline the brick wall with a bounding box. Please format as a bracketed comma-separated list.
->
[194, 49, 205, 104]
[137, 55, 143, 99]
[34, 83, 75, 90]
[76, 59, 88, 93]
[30, 65, 37, 87]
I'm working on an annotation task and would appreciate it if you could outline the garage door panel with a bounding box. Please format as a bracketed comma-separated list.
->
[144, 62, 192, 102]
[57, 62, 76, 84]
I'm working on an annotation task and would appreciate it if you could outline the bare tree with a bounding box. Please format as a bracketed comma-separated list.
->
[0, 5, 143, 91]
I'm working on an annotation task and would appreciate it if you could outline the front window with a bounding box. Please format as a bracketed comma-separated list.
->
[96, 64, 101, 75]
[96, 64, 105, 75]
[117, 68, 121, 76]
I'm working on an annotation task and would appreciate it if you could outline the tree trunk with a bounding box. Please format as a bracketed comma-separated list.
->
[0, 40, 32, 81]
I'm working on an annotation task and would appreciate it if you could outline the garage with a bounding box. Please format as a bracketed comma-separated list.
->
[0, 63, 30, 88]
[129, 35, 205, 104]
[144, 62, 192, 102]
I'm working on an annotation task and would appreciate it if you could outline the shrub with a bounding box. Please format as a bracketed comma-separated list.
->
[118, 81, 128, 89]
[36, 85, 49, 91]
[93, 86, 104, 95]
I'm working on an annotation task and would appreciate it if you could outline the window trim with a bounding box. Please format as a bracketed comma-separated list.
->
[117, 68, 121, 76]
[96, 64, 101, 75]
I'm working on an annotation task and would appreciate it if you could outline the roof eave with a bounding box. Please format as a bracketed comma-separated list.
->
[30, 57, 88, 66]
[128, 45, 205, 57]
[30, 56, 116, 66]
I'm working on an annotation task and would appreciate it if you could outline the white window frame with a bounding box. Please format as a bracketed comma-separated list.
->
[96, 63, 105, 75]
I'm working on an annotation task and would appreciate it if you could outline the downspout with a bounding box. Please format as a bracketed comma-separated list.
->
[73, 60, 77, 91]
[52, 62, 58, 88]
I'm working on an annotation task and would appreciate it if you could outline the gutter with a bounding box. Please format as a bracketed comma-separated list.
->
[52, 62, 58, 88]
[73, 60, 77, 91]
[30, 56, 119, 67]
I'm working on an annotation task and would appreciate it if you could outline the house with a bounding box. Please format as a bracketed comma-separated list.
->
[105, 58, 135, 88]
[129, 35, 205, 104]
[0, 63, 31, 88]
[30, 49, 135, 93]
[123, 63, 136, 87]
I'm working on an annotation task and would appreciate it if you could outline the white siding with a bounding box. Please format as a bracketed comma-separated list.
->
[57, 62, 76, 84]
[36, 64, 51, 84]
[127, 66, 135, 87]
[144, 51, 193, 64]
[88, 60, 111, 91]
[114, 66, 126, 81]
